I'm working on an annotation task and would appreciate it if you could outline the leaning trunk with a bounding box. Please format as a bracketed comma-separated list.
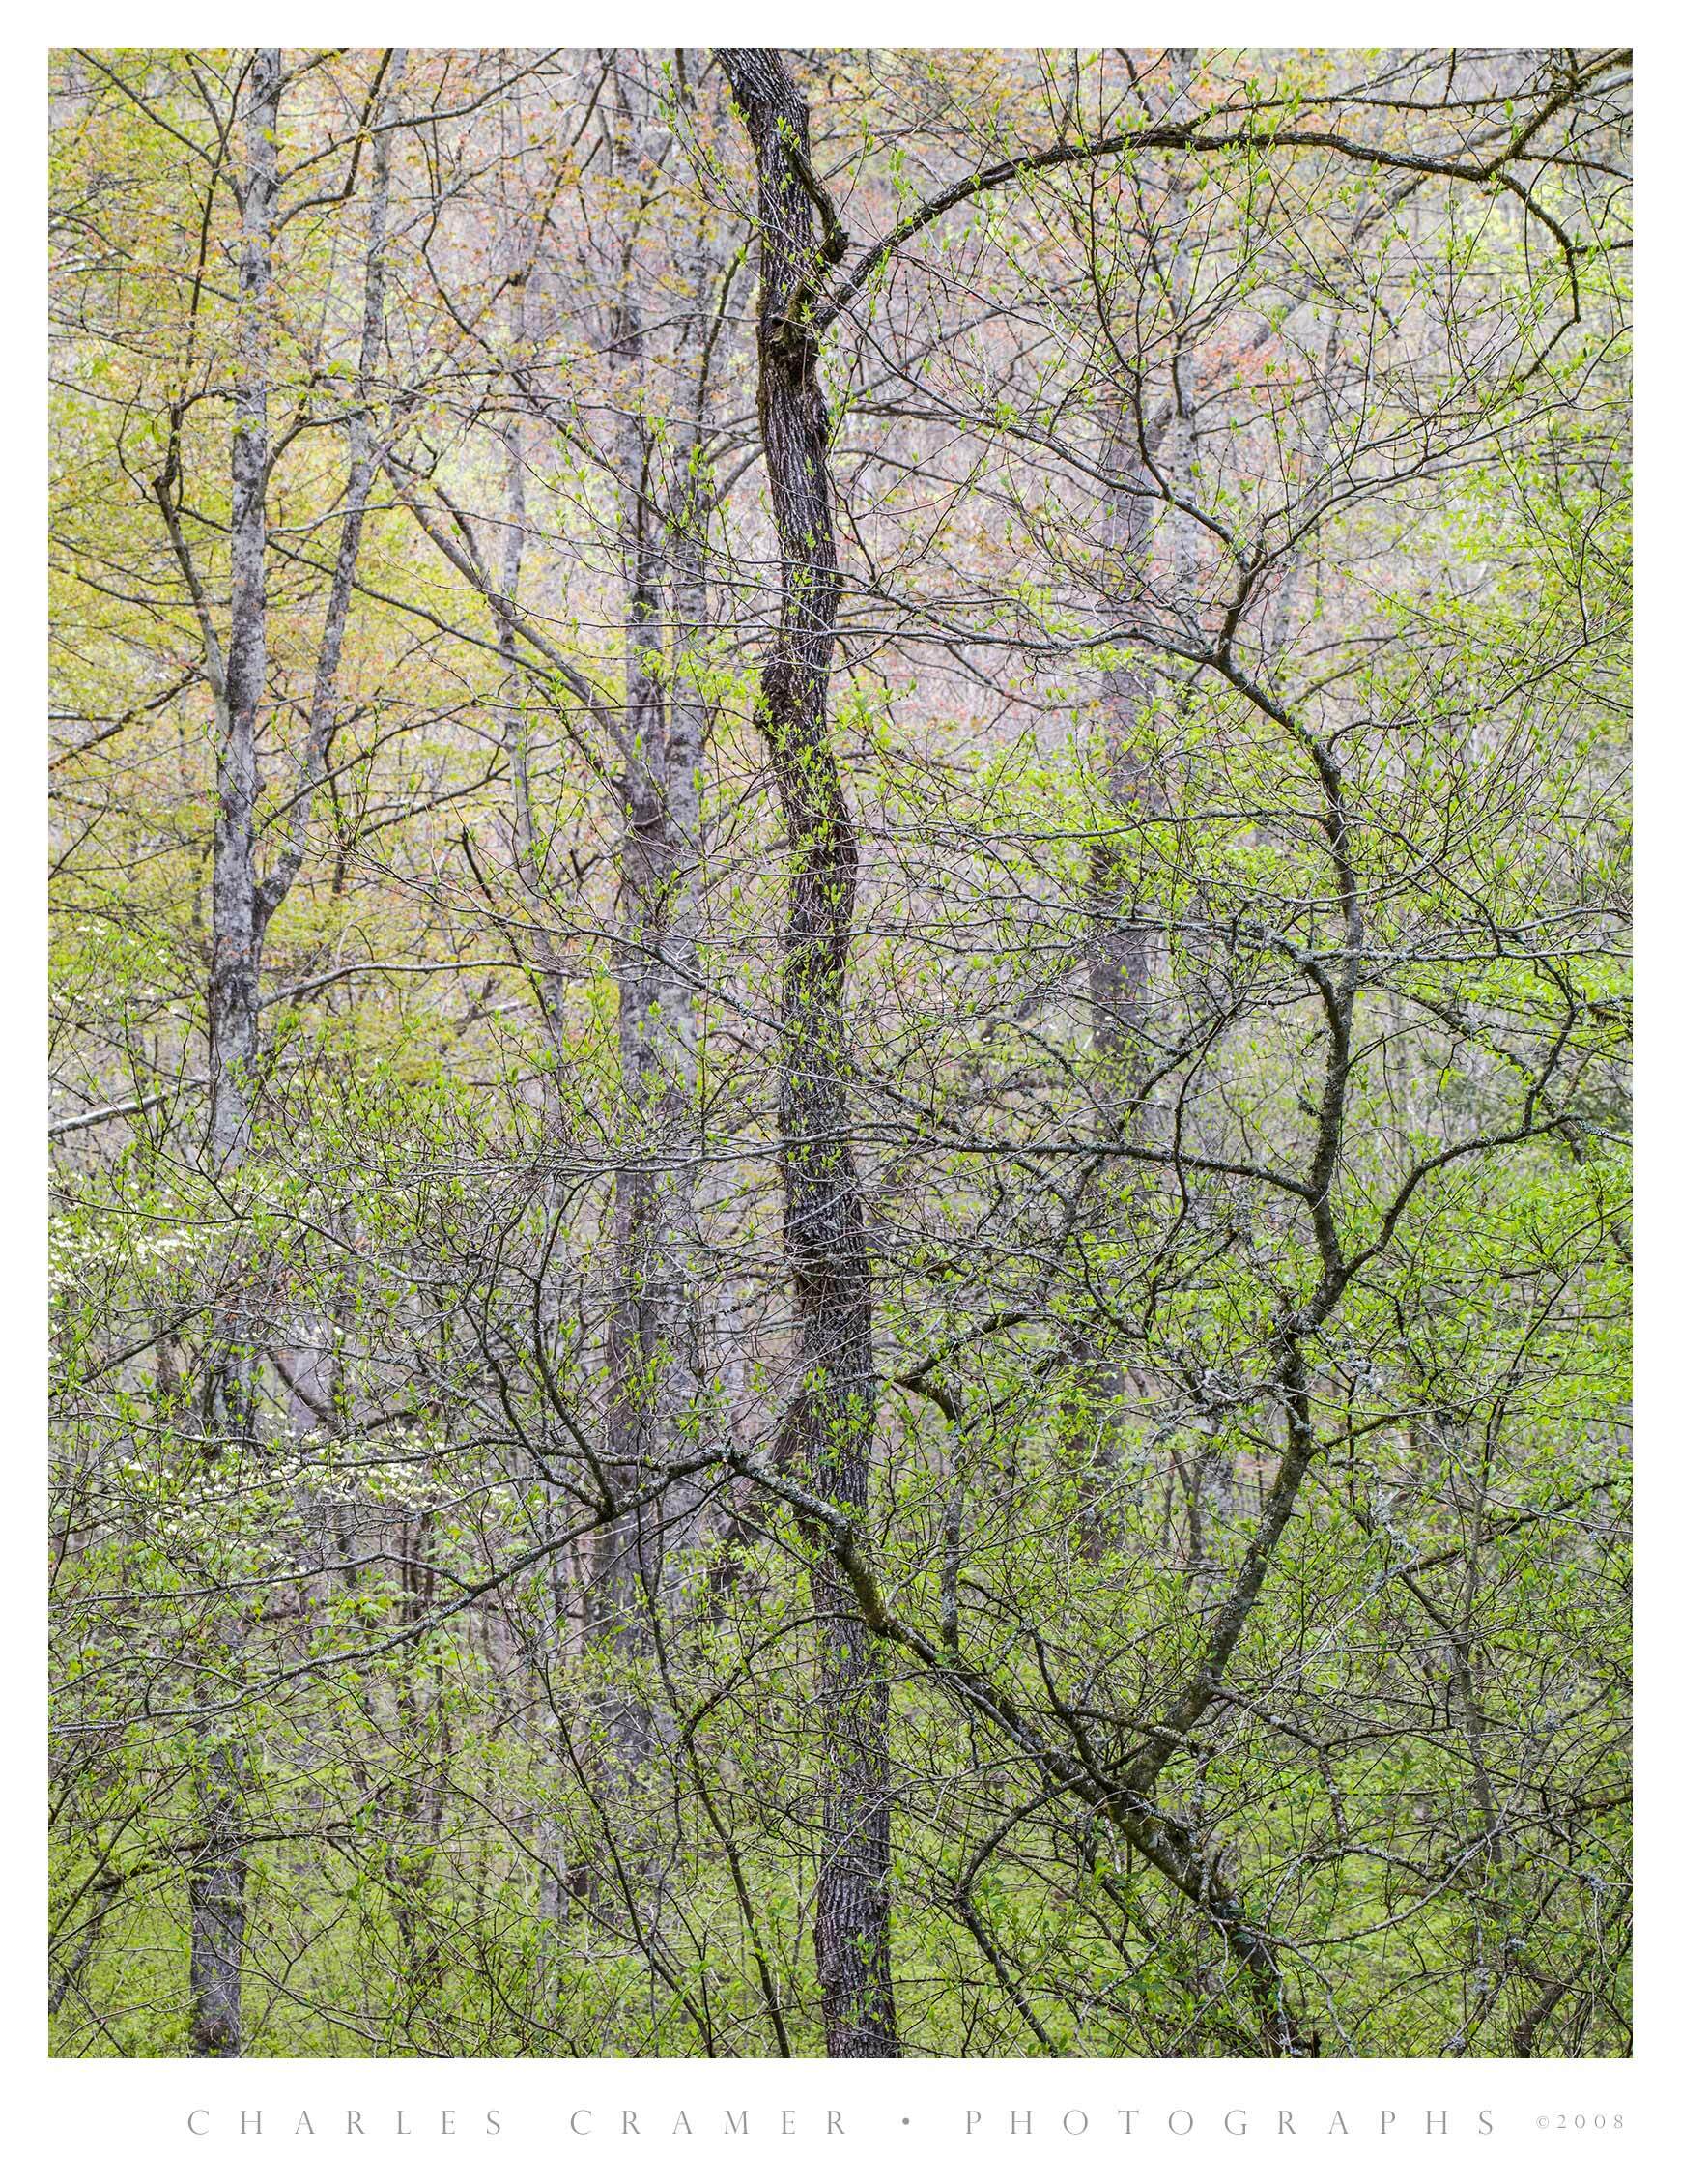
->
[718, 45, 897, 2059]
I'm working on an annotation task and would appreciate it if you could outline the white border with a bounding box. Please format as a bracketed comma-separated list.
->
[13, 13, 1664, 2178]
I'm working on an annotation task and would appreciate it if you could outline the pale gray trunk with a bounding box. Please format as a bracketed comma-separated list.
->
[494, 387, 571, 1071]
[1086, 402, 1160, 1113]
[187, 49, 399, 2055]
[1159, 50, 1230, 1568]
[591, 58, 667, 1793]
[592, 64, 726, 1798]
[1079, 59, 1210, 1562]
[1071, 388, 1161, 1554]
[643, 174, 729, 1581]
[187, 45, 280, 2059]
[471, 172, 591, 1997]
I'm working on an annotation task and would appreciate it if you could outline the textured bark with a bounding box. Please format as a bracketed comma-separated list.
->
[718, 46, 897, 2060]
[1087, 50, 1201, 1118]
[635, 203, 719, 1586]
[1158, 53, 1235, 1569]
[1086, 400, 1160, 1114]
[186, 1745, 247, 2056]
[182, 49, 400, 2057]
[1069, 371, 1163, 1562]
[1080, 64, 1218, 1562]
[494, 409, 571, 1065]
[186, 46, 280, 2059]
[207, 48, 278, 1177]
[258, 52, 403, 930]
[592, 58, 670, 1792]
[592, 62, 726, 1794]
[485, 287, 584, 1999]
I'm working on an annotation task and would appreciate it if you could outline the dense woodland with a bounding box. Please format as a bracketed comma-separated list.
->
[47, 46, 1631, 2059]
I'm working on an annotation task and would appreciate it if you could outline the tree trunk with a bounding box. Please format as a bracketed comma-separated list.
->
[1088, 381, 1167, 1111]
[184, 45, 401, 2055]
[592, 57, 669, 1796]
[186, 43, 281, 2058]
[718, 45, 898, 2060]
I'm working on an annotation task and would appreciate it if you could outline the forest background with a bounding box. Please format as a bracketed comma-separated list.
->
[45, 41, 1632, 2063]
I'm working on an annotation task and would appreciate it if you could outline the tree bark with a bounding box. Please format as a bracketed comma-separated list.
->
[185, 45, 281, 2058]
[592, 56, 670, 1795]
[593, 56, 727, 1793]
[717, 45, 897, 2060]
[1087, 398, 1161, 1114]
[177, 46, 401, 2055]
